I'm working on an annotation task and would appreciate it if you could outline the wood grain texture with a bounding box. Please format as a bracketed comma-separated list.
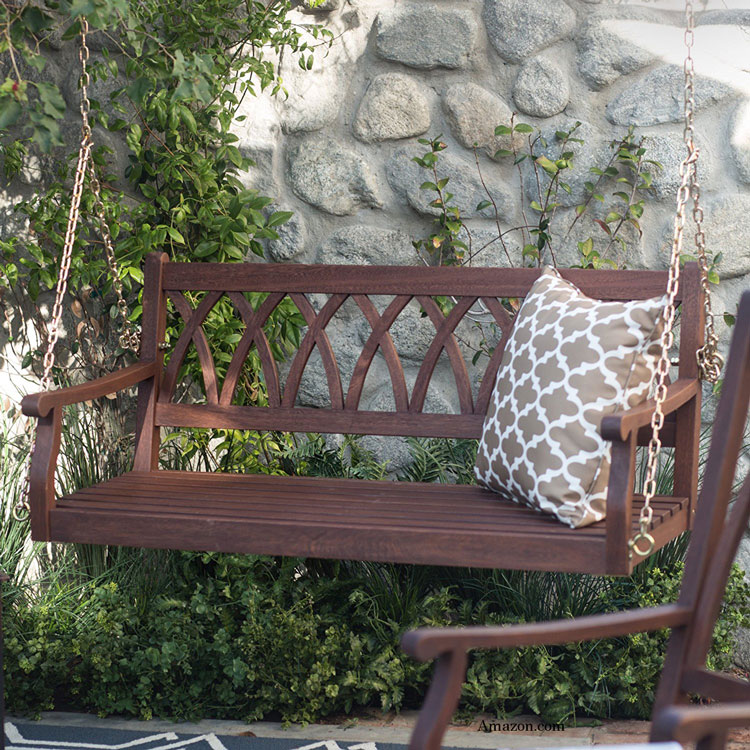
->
[221, 292, 285, 407]
[134, 252, 168, 471]
[160, 290, 223, 404]
[163, 263, 678, 299]
[21, 362, 158, 418]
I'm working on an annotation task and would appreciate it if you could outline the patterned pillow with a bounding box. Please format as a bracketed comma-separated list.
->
[474, 267, 665, 528]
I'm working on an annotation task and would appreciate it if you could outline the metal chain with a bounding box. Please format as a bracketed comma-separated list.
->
[630, 0, 719, 558]
[87, 158, 141, 351]
[690, 166, 723, 382]
[12, 18, 137, 522]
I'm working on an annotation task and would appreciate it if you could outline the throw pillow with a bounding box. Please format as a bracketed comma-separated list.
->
[474, 267, 665, 528]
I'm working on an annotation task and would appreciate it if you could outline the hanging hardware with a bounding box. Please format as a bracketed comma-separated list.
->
[14, 17, 140, 524]
[630, 0, 720, 559]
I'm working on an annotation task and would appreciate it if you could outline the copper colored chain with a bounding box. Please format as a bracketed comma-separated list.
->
[13, 18, 138, 522]
[630, 0, 720, 559]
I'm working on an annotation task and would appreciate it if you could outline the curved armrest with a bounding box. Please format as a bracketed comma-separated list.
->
[21, 362, 159, 418]
[600, 378, 699, 442]
[652, 702, 750, 744]
[401, 604, 690, 662]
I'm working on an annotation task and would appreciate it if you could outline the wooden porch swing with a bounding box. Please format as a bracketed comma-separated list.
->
[15, 4, 723, 576]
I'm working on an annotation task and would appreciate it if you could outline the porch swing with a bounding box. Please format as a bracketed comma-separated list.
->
[16, 4, 724, 576]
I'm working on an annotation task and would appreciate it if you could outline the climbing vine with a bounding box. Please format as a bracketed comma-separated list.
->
[0, 0, 328, 394]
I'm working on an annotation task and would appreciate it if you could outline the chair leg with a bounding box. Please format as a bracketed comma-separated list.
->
[409, 649, 468, 750]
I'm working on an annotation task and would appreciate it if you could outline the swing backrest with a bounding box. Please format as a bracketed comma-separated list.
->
[135, 254, 703, 449]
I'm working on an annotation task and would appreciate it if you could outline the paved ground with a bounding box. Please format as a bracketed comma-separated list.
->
[8, 709, 747, 749]
[6, 708, 750, 748]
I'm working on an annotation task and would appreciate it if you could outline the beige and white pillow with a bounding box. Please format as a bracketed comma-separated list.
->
[474, 267, 665, 528]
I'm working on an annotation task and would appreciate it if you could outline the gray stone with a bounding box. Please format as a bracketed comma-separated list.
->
[730, 101, 750, 185]
[387, 146, 514, 221]
[606, 65, 733, 127]
[287, 138, 382, 216]
[276, 9, 369, 133]
[353, 74, 430, 143]
[642, 132, 713, 201]
[442, 83, 519, 159]
[457, 226, 518, 267]
[697, 10, 750, 26]
[317, 226, 417, 266]
[266, 212, 307, 262]
[513, 57, 569, 118]
[483, 0, 576, 63]
[575, 12, 658, 89]
[375, 4, 478, 70]
[665, 197, 750, 280]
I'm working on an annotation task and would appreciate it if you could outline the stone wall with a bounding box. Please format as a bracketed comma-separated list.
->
[234, 0, 750, 455]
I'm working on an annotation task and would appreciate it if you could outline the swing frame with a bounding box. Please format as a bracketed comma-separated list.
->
[21, 256, 704, 576]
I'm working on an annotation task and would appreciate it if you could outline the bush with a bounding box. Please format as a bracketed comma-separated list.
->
[4, 546, 749, 725]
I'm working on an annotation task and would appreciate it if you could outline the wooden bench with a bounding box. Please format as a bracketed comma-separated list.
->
[21, 254, 704, 576]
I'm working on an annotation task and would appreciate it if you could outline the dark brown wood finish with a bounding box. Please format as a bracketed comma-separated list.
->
[401, 289, 750, 750]
[20, 257, 704, 576]
[133, 252, 168, 472]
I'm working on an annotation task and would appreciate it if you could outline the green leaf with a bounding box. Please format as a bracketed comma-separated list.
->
[165, 226, 185, 244]
[0, 99, 22, 130]
[267, 210, 294, 228]
[535, 155, 558, 175]
[514, 123, 534, 133]
[494, 125, 512, 136]
[475, 200, 492, 212]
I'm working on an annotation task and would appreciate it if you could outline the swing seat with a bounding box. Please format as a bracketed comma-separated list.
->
[21, 255, 705, 575]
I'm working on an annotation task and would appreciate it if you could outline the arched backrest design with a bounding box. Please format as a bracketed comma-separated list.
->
[149, 261, 699, 440]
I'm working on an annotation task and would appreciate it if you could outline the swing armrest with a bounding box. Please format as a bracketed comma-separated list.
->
[600, 378, 700, 442]
[401, 603, 690, 662]
[652, 702, 750, 744]
[21, 361, 159, 418]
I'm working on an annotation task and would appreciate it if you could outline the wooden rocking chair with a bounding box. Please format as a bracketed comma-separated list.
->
[402, 291, 750, 750]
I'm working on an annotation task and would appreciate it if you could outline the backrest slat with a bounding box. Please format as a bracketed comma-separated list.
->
[162, 263, 683, 299]
[151, 259, 699, 439]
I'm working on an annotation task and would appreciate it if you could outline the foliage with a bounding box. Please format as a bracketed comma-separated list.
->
[0, 0, 328, 419]
[412, 121, 661, 271]
[4, 541, 749, 724]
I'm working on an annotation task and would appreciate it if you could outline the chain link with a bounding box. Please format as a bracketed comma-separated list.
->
[13, 18, 138, 523]
[630, 0, 719, 559]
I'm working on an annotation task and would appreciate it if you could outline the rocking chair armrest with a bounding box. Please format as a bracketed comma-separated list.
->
[652, 703, 750, 744]
[600, 378, 700, 442]
[21, 361, 160, 418]
[401, 604, 691, 662]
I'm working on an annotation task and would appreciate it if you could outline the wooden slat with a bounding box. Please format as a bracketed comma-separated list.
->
[49, 506, 607, 571]
[156, 402, 485, 438]
[162, 263, 679, 300]
[50, 470, 688, 573]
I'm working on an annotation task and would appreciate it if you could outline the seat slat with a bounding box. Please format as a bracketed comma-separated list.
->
[56, 473, 686, 539]
[61, 486, 680, 532]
